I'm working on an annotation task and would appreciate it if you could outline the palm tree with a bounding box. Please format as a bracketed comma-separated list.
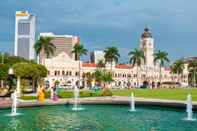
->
[188, 60, 197, 87]
[102, 71, 113, 88]
[171, 59, 185, 84]
[104, 47, 120, 71]
[154, 50, 170, 86]
[83, 72, 94, 87]
[128, 48, 145, 87]
[97, 60, 105, 68]
[34, 36, 56, 65]
[71, 43, 88, 87]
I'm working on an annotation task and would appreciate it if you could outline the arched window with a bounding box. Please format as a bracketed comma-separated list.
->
[54, 71, 57, 76]
[62, 71, 65, 75]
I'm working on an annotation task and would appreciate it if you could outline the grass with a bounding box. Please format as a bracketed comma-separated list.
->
[20, 95, 37, 100]
[111, 88, 197, 101]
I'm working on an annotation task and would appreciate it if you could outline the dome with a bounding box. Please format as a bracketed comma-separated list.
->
[141, 27, 152, 38]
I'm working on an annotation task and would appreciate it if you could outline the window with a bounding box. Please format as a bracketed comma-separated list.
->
[18, 22, 30, 35]
[54, 71, 57, 76]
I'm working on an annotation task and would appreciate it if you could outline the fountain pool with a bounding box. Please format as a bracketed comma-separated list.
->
[0, 105, 196, 131]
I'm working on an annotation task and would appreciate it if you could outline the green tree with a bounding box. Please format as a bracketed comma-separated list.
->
[101, 71, 113, 88]
[34, 36, 56, 65]
[83, 72, 94, 87]
[0, 64, 9, 88]
[104, 47, 120, 71]
[97, 60, 105, 68]
[128, 48, 145, 87]
[188, 60, 197, 87]
[13, 62, 47, 92]
[94, 69, 103, 85]
[71, 43, 88, 87]
[171, 60, 185, 84]
[0, 54, 31, 88]
[154, 50, 170, 86]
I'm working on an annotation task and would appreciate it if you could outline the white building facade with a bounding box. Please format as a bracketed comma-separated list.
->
[45, 28, 189, 89]
[14, 11, 36, 60]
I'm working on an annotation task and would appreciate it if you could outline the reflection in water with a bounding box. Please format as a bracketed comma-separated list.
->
[0, 105, 196, 131]
[5, 118, 22, 131]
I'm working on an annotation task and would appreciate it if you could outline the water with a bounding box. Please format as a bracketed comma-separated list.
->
[0, 105, 196, 131]
[129, 92, 136, 112]
[8, 92, 20, 116]
[184, 94, 196, 121]
[72, 87, 83, 111]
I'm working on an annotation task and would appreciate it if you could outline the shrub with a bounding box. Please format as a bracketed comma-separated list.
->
[20, 95, 37, 100]
[80, 91, 92, 97]
[58, 90, 73, 98]
[91, 92, 102, 97]
[101, 88, 113, 96]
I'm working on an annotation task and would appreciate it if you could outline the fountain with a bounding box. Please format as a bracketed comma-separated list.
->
[184, 94, 196, 121]
[8, 91, 20, 116]
[129, 92, 136, 112]
[72, 86, 83, 111]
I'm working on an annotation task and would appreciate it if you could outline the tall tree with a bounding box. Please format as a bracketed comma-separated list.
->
[188, 60, 197, 87]
[128, 48, 145, 87]
[97, 60, 105, 69]
[171, 59, 185, 84]
[34, 36, 56, 65]
[71, 43, 88, 87]
[104, 47, 120, 71]
[13, 62, 48, 92]
[154, 50, 170, 86]
[101, 71, 113, 88]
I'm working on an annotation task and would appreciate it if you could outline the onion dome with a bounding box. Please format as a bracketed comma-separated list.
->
[141, 27, 152, 38]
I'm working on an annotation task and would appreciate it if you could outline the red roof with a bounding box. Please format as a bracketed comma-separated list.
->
[116, 64, 133, 69]
[82, 63, 97, 67]
[164, 67, 171, 72]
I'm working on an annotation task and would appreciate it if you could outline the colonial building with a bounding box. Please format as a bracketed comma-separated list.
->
[45, 28, 189, 88]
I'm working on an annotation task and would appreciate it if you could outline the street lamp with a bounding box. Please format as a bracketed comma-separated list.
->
[8, 67, 14, 91]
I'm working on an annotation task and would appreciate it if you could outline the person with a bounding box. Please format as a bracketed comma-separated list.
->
[51, 82, 58, 101]
[52, 86, 58, 101]
[38, 85, 45, 103]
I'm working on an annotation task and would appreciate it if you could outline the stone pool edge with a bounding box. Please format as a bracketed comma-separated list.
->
[1, 96, 197, 110]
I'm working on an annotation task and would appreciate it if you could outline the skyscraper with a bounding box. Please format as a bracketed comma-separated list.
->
[39, 33, 80, 60]
[14, 11, 36, 60]
[90, 50, 105, 64]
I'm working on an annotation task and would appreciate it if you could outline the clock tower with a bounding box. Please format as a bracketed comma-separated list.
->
[139, 27, 154, 66]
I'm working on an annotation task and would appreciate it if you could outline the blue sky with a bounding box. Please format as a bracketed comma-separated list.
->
[0, 0, 197, 63]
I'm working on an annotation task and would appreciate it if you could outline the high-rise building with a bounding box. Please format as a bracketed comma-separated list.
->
[14, 11, 36, 60]
[139, 27, 154, 66]
[90, 50, 105, 64]
[39, 33, 80, 60]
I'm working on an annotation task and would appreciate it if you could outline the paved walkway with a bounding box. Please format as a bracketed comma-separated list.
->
[1, 96, 197, 110]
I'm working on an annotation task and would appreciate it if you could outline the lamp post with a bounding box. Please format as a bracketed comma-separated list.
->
[8, 67, 21, 96]
[8, 67, 14, 91]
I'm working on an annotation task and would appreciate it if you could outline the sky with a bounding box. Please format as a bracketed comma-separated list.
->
[0, 0, 197, 63]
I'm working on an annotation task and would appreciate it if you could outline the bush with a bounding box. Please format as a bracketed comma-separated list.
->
[80, 91, 92, 97]
[58, 90, 73, 98]
[20, 95, 37, 100]
[101, 88, 113, 96]
[91, 92, 102, 97]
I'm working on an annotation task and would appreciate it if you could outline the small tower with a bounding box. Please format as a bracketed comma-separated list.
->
[139, 27, 154, 66]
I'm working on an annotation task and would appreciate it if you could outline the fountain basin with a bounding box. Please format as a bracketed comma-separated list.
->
[0, 105, 196, 130]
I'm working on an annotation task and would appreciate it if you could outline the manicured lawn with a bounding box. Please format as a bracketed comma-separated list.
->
[111, 88, 197, 101]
